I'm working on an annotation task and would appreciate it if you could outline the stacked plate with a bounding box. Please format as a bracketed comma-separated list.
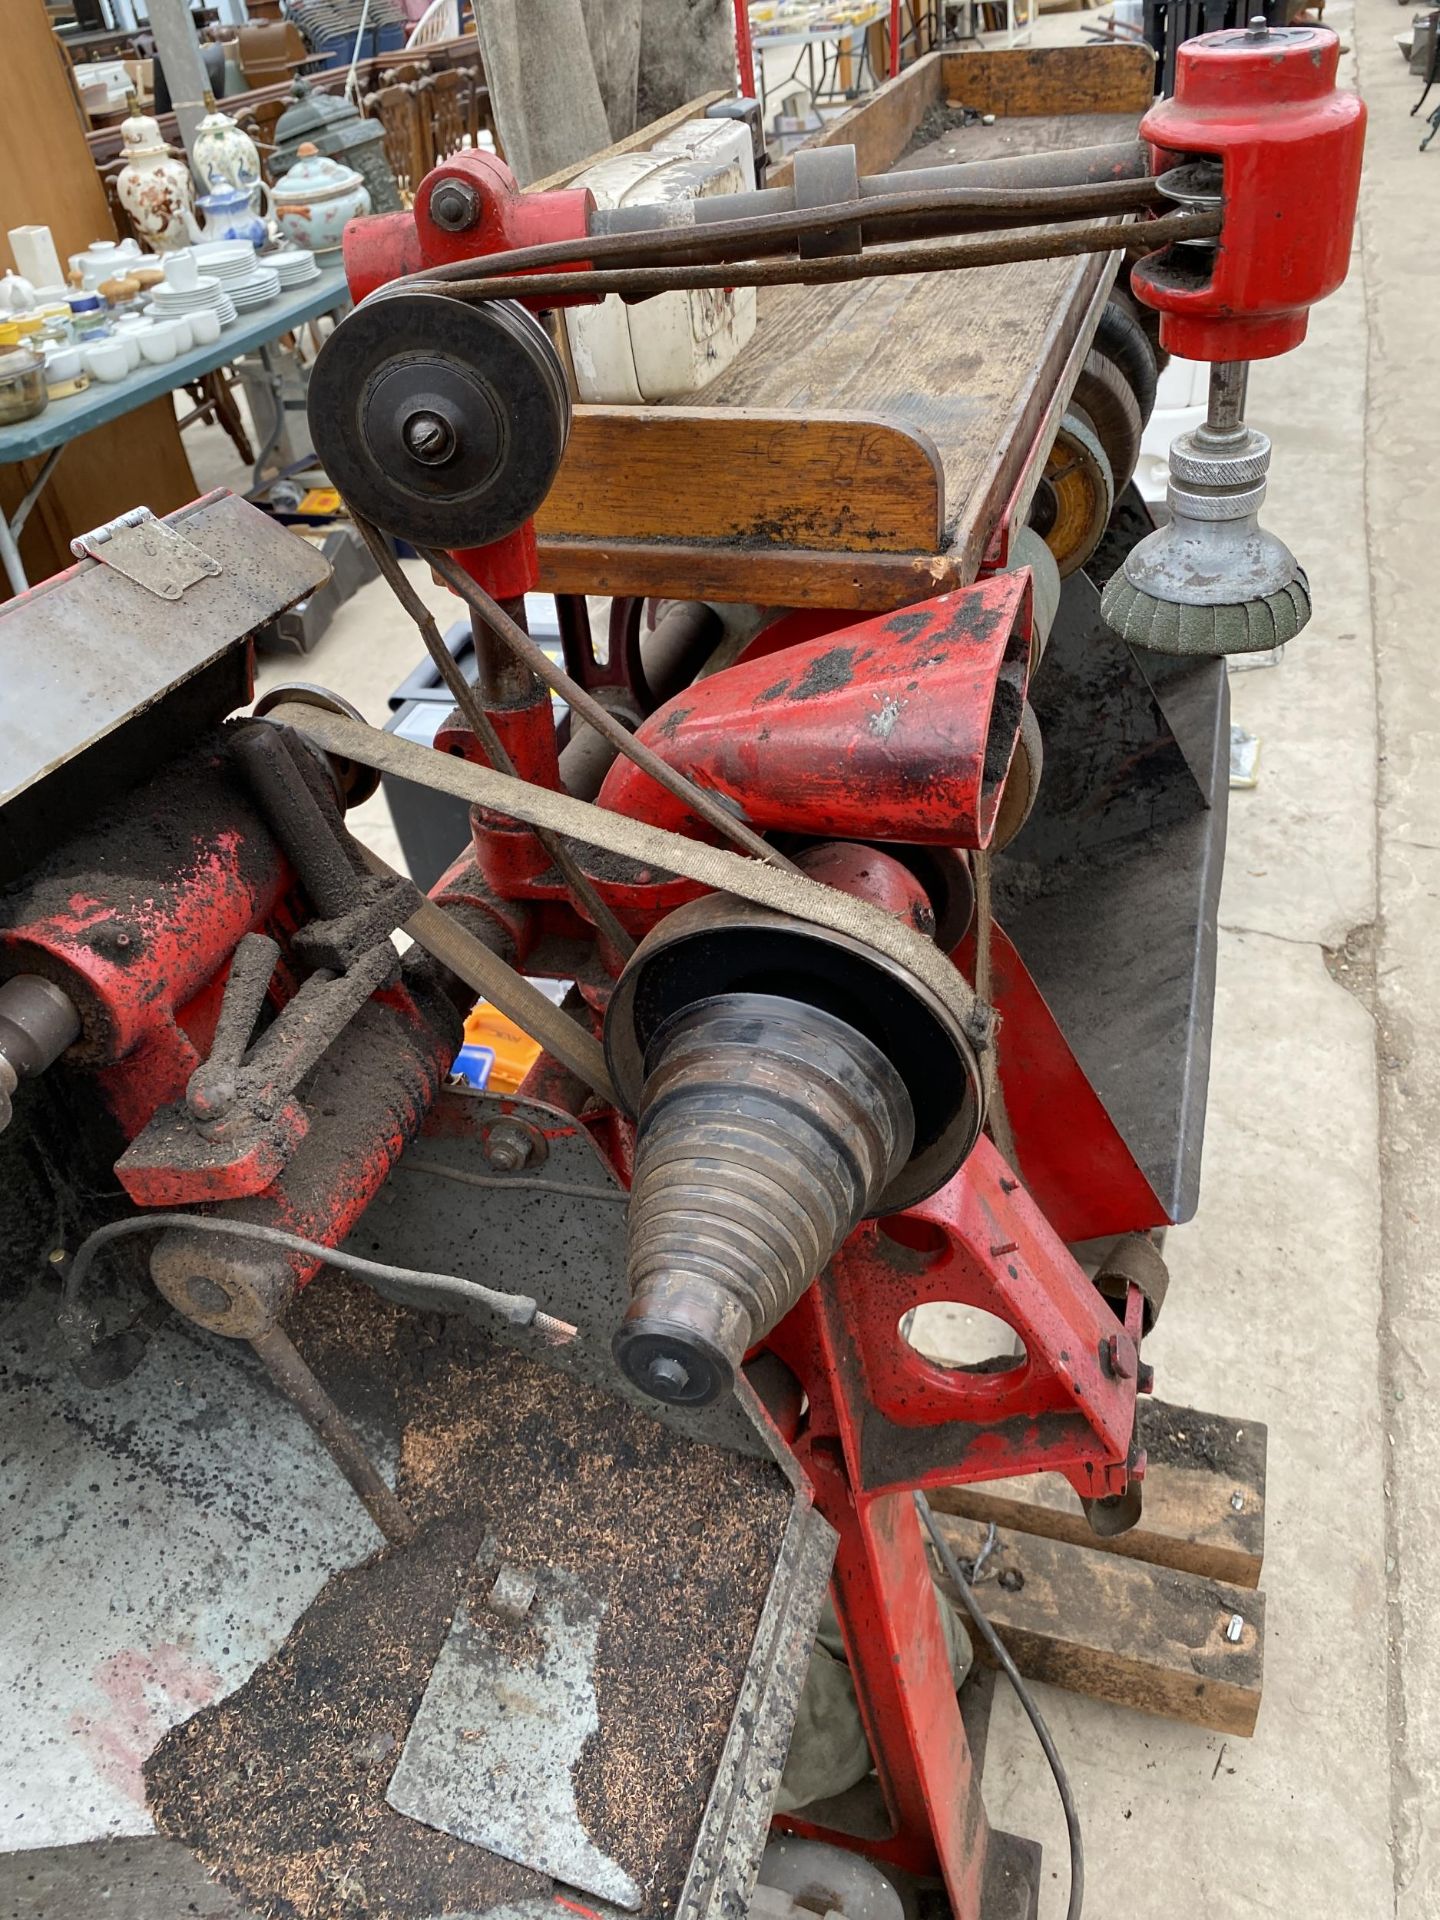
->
[268, 246, 320, 289]
[229, 264, 282, 313]
[148, 273, 239, 329]
[193, 240, 259, 290]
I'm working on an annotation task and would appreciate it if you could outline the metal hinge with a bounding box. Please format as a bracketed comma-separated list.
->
[70, 507, 222, 601]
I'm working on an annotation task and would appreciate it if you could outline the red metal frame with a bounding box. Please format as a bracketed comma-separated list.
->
[761, 1136, 1144, 1912]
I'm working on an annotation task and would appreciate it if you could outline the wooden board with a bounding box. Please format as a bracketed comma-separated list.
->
[533, 47, 1143, 606]
[938, 43, 1155, 116]
[528, 89, 730, 193]
[768, 52, 943, 190]
[537, 406, 944, 550]
[931, 1514, 1265, 1737]
[928, 1400, 1268, 1589]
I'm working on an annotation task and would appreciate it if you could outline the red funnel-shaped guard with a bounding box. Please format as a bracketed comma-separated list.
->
[598, 571, 1032, 850]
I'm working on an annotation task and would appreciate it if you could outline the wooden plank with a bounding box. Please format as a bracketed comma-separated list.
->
[768, 52, 945, 189]
[928, 1401, 1268, 1589]
[931, 1515, 1265, 1736]
[528, 89, 730, 192]
[938, 43, 1155, 117]
[535, 534, 965, 610]
[538, 407, 944, 551]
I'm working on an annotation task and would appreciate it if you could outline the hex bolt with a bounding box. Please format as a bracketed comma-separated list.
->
[1104, 1332, 1135, 1381]
[485, 1119, 537, 1172]
[429, 178, 481, 232]
[402, 409, 458, 466]
[1225, 1612, 1245, 1643]
[646, 1355, 692, 1398]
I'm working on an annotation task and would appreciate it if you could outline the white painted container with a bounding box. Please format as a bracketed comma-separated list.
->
[565, 122, 758, 404]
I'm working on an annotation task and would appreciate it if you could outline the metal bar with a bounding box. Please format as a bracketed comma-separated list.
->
[138, 0, 211, 161]
[250, 1321, 417, 1545]
[437, 209, 1218, 306]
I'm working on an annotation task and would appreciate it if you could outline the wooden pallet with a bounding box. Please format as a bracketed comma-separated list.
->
[929, 1399, 1268, 1737]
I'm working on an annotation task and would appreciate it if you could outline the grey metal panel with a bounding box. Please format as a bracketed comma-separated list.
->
[0, 490, 330, 817]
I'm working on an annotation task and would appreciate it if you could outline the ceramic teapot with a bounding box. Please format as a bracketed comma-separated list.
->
[115, 100, 199, 254]
[193, 93, 266, 216]
[197, 184, 272, 251]
[270, 143, 370, 256]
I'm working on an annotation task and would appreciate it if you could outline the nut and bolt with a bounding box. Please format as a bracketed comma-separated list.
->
[1104, 1332, 1136, 1381]
[484, 1119, 541, 1172]
[646, 1354, 693, 1398]
[1225, 1612, 1245, 1644]
[429, 178, 481, 231]
[402, 409, 458, 466]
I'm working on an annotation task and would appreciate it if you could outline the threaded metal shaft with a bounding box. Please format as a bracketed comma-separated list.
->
[614, 992, 913, 1407]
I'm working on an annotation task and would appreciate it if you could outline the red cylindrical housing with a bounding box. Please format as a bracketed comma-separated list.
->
[1131, 24, 1365, 361]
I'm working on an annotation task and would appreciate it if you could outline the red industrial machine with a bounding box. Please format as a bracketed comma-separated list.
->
[0, 25, 1362, 1920]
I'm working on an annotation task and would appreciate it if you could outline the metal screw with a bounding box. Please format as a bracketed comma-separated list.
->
[402, 409, 458, 466]
[485, 1120, 536, 1172]
[1225, 1612, 1245, 1643]
[1230, 1491, 1245, 1512]
[429, 178, 481, 232]
[1246, 12, 1270, 32]
[1104, 1332, 1135, 1381]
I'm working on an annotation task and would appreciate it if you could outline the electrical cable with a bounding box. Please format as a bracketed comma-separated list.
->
[57, 1212, 579, 1359]
[915, 1491, 1084, 1920]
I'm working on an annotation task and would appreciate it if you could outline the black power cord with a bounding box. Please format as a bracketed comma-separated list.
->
[915, 1491, 1084, 1920]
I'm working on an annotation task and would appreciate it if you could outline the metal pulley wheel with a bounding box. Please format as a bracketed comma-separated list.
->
[1095, 298, 1159, 426]
[990, 699, 1043, 852]
[1029, 408, 1114, 579]
[1072, 349, 1144, 493]
[306, 288, 572, 549]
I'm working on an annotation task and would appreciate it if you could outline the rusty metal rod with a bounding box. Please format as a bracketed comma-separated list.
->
[433, 209, 1222, 308]
[418, 547, 802, 875]
[406, 174, 1166, 293]
[250, 1322, 419, 1546]
[349, 514, 637, 959]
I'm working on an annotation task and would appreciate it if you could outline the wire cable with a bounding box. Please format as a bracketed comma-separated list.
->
[915, 1490, 1084, 1920]
[57, 1212, 578, 1359]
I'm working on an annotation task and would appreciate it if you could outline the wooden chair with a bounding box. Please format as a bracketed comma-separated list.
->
[379, 59, 431, 85]
[417, 67, 477, 166]
[361, 82, 428, 200]
[237, 19, 308, 89]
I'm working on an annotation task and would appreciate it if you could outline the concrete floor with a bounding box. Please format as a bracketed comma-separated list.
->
[119, 5, 1437, 1912]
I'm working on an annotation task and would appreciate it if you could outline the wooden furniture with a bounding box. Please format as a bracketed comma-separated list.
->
[1, 0, 196, 603]
[237, 18, 310, 88]
[363, 82, 431, 198]
[419, 66, 479, 163]
[531, 44, 1155, 610]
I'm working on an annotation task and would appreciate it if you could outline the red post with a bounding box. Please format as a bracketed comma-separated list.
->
[735, 0, 758, 99]
[890, 0, 902, 77]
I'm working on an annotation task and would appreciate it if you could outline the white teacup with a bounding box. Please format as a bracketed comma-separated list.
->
[164, 250, 200, 293]
[84, 338, 129, 384]
[44, 345, 83, 383]
[189, 307, 221, 346]
[138, 325, 178, 365]
[166, 314, 194, 352]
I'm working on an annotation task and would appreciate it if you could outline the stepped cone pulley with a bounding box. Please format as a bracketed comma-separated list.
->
[614, 993, 914, 1409]
[1101, 357, 1310, 657]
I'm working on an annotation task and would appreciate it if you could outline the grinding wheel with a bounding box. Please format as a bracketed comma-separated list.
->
[306, 288, 571, 549]
[1029, 410, 1114, 580]
[1073, 349, 1144, 493]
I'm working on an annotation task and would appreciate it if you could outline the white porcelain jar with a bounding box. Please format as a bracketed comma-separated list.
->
[193, 93, 265, 216]
[116, 104, 199, 255]
[270, 143, 370, 256]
